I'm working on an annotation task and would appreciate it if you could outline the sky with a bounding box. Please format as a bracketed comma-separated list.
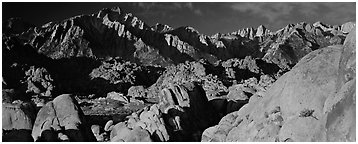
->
[2, 2, 356, 35]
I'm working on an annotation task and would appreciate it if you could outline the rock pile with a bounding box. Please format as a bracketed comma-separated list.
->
[108, 82, 219, 141]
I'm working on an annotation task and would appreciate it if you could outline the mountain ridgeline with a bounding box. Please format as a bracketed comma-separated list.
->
[5, 7, 351, 69]
[2, 6, 356, 142]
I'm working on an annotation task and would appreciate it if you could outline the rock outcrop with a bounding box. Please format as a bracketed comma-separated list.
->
[2, 89, 37, 142]
[32, 94, 96, 142]
[108, 82, 219, 141]
[24, 66, 54, 97]
[201, 26, 356, 142]
[127, 85, 147, 98]
[2, 5, 355, 142]
[2, 100, 36, 142]
[109, 104, 166, 142]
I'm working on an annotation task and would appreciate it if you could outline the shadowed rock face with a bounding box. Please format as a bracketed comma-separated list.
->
[201, 26, 355, 142]
[2, 5, 355, 142]
[32, 94, 96, 142]
[3, 7, 351, 99]
[4, 7, 349, 68]
[109, 82, 219, 142]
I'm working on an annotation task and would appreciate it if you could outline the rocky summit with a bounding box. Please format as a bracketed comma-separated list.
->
[2, 6, 355, 142]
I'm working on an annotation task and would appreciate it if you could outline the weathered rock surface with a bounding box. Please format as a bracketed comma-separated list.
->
[147, 61, 228, 100]
[91, 125, 107, 141]
[108, 82, 219, 141]
[2, 5, 355, 142]
[89, 58, 163, 95]
[32, 94, 96, 142]
[2, 100, 36, 142]
[2, 37, 163, 98]
[260, 22, 346, 69]
[24, 66, 54, 97]
[109, 104, 168, 142]
[201, 27, 355, 142]
[5, 7, 349, 69]
[2, 101, 36, 131]
[226, 75, 275, 101]
[127, 85, 147, 98]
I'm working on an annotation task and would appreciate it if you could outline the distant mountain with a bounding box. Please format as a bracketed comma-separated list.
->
[2, 6, 356, 142]
[4, 7, 351, 69]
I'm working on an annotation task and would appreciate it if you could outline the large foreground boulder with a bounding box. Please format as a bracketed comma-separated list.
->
[202, 27, 355, 142]
[31, 94, 96, 142]
[2, 100, 36, 142]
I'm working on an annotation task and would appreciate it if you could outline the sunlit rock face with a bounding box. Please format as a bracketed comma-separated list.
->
[2, 5, 355, 142]
[5, 7, 349, 68]
[201, 27, 355, 142]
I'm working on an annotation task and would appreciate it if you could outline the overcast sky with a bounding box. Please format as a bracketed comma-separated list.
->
[2, 2, 356, 35]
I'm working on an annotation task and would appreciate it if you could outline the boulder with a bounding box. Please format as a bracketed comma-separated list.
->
[109, 82, 219, 141]
[111, 125, 152, 142]
[158, 82, 219, 141]
[32, 94, 96, 142]
[2, 100, 36, 142]
[2, 101, 36, 131]
[201, 28, 356, 142]
[110, 104, 169, 142]
[127, 85, 146, 98]
[91, 125, 105, 141]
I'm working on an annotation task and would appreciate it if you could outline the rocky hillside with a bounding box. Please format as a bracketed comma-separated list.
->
[201, 27, 356, 142]
[2, 6, 355, 142]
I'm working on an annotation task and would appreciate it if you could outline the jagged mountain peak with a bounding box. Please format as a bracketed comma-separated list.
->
[151, 23, 174, 33]
[4, 6, 352, 69]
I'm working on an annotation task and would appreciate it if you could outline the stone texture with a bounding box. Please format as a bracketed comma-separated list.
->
[110, 104, 168, 142]
[2, 5, 355, 142]
[2, 100, 36, 142]
[31, 94, 96, 142]
[201, 28, 355, 142]
[2, 101, 36, 130]
[127, 85, 146, 98]
[24, 66, 54, 97]
[109, 82, 219, 142]
[5, 6, 348, 69]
